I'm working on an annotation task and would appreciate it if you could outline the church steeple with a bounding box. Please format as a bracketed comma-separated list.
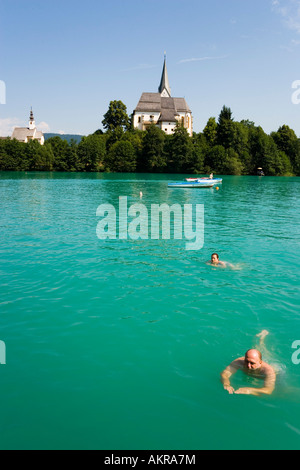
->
[29, 107, 35, 130]
[158, 54, 171, 97]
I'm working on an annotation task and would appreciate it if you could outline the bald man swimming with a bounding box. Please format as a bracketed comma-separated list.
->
[221, 330, 276, 395]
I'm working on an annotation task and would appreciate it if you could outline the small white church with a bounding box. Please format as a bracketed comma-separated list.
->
[133, 56, 193, 136]
[11, 108, 44, 145]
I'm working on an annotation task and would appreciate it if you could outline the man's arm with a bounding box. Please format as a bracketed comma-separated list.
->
[234, 366, 276, 396]
[234, 386, 273, 395]
[221, 359, 242, 394]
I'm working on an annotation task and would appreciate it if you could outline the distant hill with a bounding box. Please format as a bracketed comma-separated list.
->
[44, 133, 84, 143]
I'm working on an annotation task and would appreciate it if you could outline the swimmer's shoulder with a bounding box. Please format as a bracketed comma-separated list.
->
[228, 357, 244, 370]
[262, 361, 276, 375]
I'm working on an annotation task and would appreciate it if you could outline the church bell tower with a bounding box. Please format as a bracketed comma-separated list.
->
[29, 107, 35, 130]
[158, 54, 171, 97]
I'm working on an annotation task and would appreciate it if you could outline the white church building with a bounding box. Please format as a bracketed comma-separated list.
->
[11, 108, 44, 145]
[133, 56, 193, 136]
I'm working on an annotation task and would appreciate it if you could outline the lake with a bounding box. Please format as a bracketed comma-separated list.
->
[0, 172, 299, 450]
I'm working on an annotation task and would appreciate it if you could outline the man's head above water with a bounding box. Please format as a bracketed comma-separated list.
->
[244, 349, 262, 370]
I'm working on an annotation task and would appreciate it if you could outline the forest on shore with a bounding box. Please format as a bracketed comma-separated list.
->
[0, 102, 299, 176]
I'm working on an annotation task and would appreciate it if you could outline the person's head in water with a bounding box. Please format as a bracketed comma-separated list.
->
[211, 253, 220, 265]
[244, 349, 262, 371]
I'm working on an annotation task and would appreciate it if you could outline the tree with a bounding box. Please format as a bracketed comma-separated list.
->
[203, 117, 217, 147]
[105, 126, 125, 152]
[223, 148, 243, 175]
[231, 122, 251, 174]
[77, 134, 106, 171]
[0, 138, 26, 170]
[102, 100, 130, 132]
[248, 126, 283, 176]
[168, 123, 194, 173]
[105, 140, 137, 172]
[121, 129, 144, 170]
[217, 105, 235, 149]
[205, 145, 226, 173]
[271, 125, 299, 175]
[25, 139, 54, 171]
[140, 124, 166, 172]
[190, 133, 207, 173]
[45, 136, 70, 171]
[66, 139, 80, 171]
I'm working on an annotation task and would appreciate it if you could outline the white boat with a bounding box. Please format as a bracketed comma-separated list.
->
[185, 177, 222, 184]
[168, 181, 214, 188]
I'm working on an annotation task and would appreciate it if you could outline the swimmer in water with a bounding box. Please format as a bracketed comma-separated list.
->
[220, 330, 276, 395]
[209, 253, 226, 267]
[207, 253, 240, 270]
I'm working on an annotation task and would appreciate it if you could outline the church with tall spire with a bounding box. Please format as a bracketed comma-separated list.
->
[158, 55, 171, 97]
[132, 55, 192, 136]
[11, 108, 45, 145]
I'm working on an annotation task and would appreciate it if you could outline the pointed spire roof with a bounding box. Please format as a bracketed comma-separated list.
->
[158, 54, 171, 97]
[29, 107, 34, 121]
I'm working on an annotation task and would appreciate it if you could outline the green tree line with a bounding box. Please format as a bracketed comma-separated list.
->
[1, 101, 299, 175]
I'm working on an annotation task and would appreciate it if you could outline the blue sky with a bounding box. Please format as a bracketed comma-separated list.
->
[1, 0, 300, 136]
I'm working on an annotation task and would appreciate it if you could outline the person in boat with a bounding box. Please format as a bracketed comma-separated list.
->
[209, 173, 213, 179]
[220, 330, 276, 395]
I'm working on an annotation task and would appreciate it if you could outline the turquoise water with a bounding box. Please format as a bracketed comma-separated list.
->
[0, 172, 300, 450]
